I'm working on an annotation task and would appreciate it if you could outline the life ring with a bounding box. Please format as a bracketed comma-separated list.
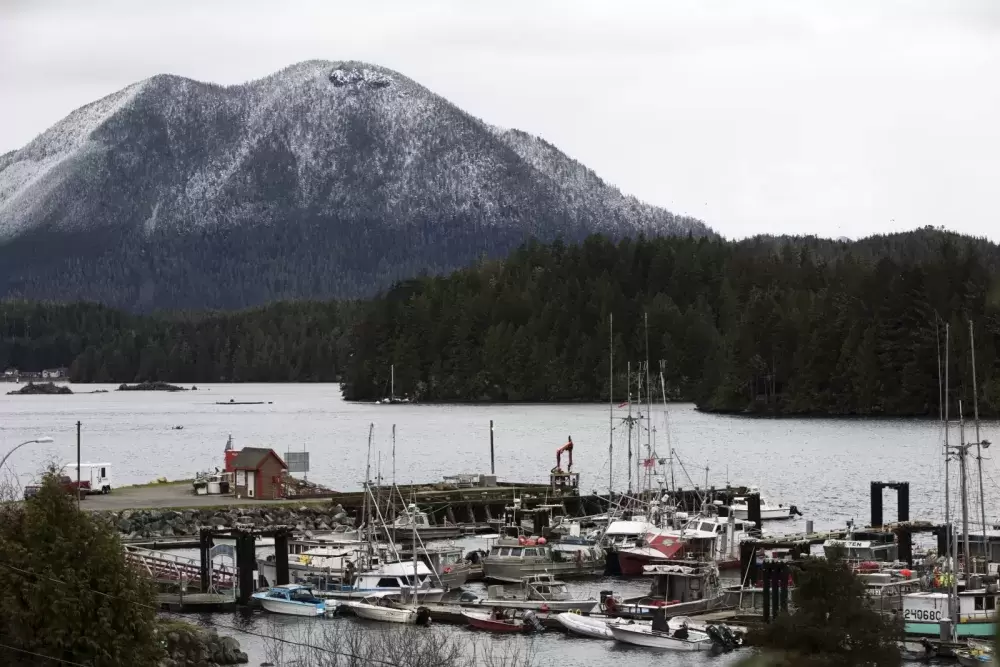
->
[569, 609, 581, 615]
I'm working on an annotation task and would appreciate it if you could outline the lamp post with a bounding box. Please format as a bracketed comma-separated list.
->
[0, 436, 55, 472]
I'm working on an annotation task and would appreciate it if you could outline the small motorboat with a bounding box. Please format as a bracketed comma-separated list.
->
[956, 645, 993, 667]
[473, 574, 598, 612]
[728, 487, 799, 521]
[461, 609, 544, 634]
[609, 623, 712, 651]
[341, 594, 428, 625]
[251, 584, 330, 617]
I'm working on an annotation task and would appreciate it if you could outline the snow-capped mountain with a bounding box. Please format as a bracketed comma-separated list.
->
[0, 60, 710, 310]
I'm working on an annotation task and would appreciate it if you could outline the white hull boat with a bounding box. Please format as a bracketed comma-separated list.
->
[477, 598, 597, 613]
[610, 624, 712, 651]
[342, 600, 417, 624]
[251, 584, 330, 617]
[556, 613, 617, 639]
[728, 487, 797, 521]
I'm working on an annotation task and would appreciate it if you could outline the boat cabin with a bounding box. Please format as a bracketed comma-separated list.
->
[520, 574, 570, 601]
[352, 561, 435, 592]
[263, 584, 323, 604]
[643, 560, 719, 603]
[603, 521, 655, 547]
[822, 538, 898, 563]
[394, 504, 431, 527]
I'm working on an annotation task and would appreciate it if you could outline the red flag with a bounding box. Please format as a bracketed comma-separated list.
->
[643, 458, 656, 468]
[618, 401, 629, 408]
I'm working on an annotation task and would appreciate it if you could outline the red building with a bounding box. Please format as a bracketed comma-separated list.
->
[230, 448, 287, 500]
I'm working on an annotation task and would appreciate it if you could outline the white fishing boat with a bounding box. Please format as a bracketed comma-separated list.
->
[728, 487, 797, 521]
[319, 559, 446, 602]
[610, 622, 713, 650]
[251, 584, 330, 617]
[342, 594, 420, 624]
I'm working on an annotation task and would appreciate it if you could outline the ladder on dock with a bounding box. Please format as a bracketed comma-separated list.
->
[124, 545, 237, 589]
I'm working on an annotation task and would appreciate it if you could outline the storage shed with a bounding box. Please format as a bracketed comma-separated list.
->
[231, 447, 287, 500]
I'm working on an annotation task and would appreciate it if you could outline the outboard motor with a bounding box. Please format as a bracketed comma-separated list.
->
[705, 624, 740, 654]
[415, 606, 432, 627]
[522, 610, 545, 634]
[789, 505, 803, 517]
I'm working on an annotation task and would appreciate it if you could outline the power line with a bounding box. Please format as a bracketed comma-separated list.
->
[0, 560, 414, 667]
[0, 642, 89, 666]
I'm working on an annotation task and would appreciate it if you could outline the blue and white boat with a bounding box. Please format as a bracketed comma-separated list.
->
[252, 584, 331, 616]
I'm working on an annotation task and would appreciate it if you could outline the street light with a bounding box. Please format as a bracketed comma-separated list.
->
[0, 437, 55, 473]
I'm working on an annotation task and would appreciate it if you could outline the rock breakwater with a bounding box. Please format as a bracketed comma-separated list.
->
[106, 505, 355, 539]
[160, 621, 248, 667]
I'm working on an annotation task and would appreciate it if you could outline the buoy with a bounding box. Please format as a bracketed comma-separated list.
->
[537, 537, 547, 545]
[518, 536, 527, 545]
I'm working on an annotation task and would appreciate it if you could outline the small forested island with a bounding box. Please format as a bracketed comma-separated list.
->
[0, 228, 997, 417]
[117, 381, 188, 392]
[7, 382, 73, 395]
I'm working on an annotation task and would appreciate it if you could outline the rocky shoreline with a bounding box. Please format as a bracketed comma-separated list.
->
[107, 504, 355, 539]
[160, 621, 248, 667]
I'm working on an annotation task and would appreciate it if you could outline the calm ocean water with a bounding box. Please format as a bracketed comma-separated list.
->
[3, 383, 996, 665]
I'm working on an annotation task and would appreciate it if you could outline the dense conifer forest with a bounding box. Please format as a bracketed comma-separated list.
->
[2, 228, 998, 416]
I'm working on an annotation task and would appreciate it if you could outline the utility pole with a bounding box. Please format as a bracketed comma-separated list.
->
[76, 421, 82, 509]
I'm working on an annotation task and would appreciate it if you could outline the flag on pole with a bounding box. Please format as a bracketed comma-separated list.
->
[643, 458, 656, 468]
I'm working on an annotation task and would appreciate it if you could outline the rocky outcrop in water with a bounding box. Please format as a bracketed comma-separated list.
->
[160, 622, 248, 667]
[7, 381, 73, 395]
[106, 505, 355, 539]
[118, 381, 188, 391]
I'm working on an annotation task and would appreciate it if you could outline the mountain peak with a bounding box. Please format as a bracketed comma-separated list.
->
[0, 61, 709, 310]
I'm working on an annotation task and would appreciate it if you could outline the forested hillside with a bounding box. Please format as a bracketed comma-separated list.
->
[342, 228, 1000, 416]
[4, 228, 999, 416]
[0, 302, 352, 382]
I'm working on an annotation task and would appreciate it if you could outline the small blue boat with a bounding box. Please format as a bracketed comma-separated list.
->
[252, 584, 330, 616]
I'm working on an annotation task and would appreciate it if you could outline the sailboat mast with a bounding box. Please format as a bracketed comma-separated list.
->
[627, 362, 633, 494]
[365, 423, 374, 552]
[391, 364, 395, 402]
[644, 313, 652, 499]
[944, 323, 950, 551]
[609, 313, 614, 497]
[970, 321, 987, 571]
[660, 369, 675, 496]
[960, 401, 971, 579]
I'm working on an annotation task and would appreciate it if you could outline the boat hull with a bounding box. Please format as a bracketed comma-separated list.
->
[483, 559, 603, 583]
[318, 587, 445, 603]
[732, 508, 791, 521]
[477, 599, 597, 613]
[462, 611, 524, 633]
[610, 625, 711, 650]
[342, 601, 416, 624]
[904, 621, 995, 638]
[556, 613, 615, 639]
[253, 596, 327, 617]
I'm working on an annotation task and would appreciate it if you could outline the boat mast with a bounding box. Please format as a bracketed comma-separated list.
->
[943, 323, 950, 561]
[970, 321, 987, 572]
[959, 401, 971, 580]
[412, 492, 419, 605]
[627, 362, 633, 494]
[660, 369, 675, 497]
[364, 423, 375, 562]
[644, 312, 652, 501]
[609, 313, 614, 497]
[391, 364, 395, 403]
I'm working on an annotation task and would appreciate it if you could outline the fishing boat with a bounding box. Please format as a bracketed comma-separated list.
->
[475, 574, 598, 612]
[461, 609, 544, 634]
[382, 504, 462, 542]
[727, 487, 798, 520]
[902, 590, 997, 639]
[661, 514, 753, 569]
[398, 544, 471, 590]
[604, 560, 721, 619]
[616, 532, 686, 576]
[251, 584, 330, 616]
[341, 593, 425, 625]
[482, 536, 604, 583]
[319, 560, 446, 602]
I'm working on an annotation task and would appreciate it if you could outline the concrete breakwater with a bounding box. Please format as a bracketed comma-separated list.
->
[106, 505, 355, 539]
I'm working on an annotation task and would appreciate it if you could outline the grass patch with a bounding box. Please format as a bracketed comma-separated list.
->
[118, 479, 194, 490]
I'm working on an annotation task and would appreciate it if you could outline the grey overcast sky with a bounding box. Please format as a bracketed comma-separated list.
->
[2, 0, 998, 240]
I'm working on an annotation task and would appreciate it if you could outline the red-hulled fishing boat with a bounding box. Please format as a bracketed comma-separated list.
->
[461, 609, 525, 633]
[616, 533, 686, 576]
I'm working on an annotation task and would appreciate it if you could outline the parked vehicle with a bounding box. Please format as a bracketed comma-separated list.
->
[23, 475, 90, 500]
[63, 463, 113, 494]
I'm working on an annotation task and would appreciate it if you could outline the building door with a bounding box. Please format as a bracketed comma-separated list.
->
[246, 470, 256, 497]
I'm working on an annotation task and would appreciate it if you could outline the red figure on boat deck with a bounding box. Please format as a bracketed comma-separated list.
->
[555, 436, 574, 472]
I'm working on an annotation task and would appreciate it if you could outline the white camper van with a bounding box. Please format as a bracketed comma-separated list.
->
[63, 463, 113, 494]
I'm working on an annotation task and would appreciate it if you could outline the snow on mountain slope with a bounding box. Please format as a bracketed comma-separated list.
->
[0, 60, 711, 309]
